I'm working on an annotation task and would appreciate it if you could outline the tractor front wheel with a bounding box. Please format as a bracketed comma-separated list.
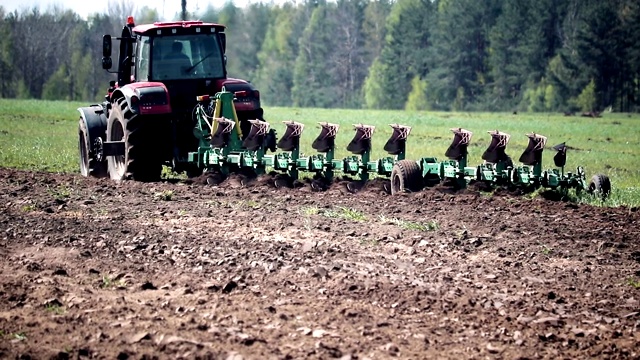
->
[390, 160, 423, 195]
[78, 118, 107, 177]
[107, 99, 163, 182]
[588, 174, 611, 200]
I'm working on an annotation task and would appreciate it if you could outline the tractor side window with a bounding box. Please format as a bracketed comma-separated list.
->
[137, 37, 151, 81]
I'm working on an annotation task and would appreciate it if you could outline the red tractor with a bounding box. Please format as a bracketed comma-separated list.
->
[77, 16, 263, 181]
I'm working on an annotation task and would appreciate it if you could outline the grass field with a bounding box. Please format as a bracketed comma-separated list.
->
[1, 98, 639, 206]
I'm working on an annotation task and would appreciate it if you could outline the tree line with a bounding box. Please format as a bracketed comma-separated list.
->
[1, 0, 638, 113]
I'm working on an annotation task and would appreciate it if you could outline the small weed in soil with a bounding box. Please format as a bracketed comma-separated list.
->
[101, 275, 127, 289]
[45, 304, 65, 315]
[154, 190, 174, 201]
[379, 215, 439, 231]
[47, 185, 71, 200]
[323, 207, 367, 221]
[627, 278, 640, 289]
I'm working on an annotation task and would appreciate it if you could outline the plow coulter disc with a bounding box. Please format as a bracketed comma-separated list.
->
[346, 180, 366, 194]
[206, 171, 227, 186]
[274, 174, 293, 189]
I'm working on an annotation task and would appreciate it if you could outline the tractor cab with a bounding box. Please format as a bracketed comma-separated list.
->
[101, 17, 260, 116]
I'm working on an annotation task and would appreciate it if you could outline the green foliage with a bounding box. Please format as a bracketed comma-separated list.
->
[523, 82, 545, 112]
[627, 278, 640, 289]
[253, 4, 302, 106]
[42, 64, 71, 101]
[292, 5, 338, 108]
[405, 76, 430, 111]
[322, 206, 368, 221]
[379, 215, 439, 231]
[154, 190, 174, 201]
[363, 59, 390, 109]
[364, 0, 434, 109]
[427, 0, 501, 110]
[0, 0, 638, 111]
[543, 83, 559, 111]
[575, 79, 597, 112]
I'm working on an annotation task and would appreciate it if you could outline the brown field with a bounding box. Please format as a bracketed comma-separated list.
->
[0, 168, 639, 359]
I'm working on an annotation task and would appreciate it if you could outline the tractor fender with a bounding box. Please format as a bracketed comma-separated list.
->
[110, 82, 172, 115]
[77, 104, 108, 153]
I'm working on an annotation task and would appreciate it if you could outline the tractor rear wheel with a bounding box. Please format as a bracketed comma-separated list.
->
[78, 118, 107, 177]
[107, 99, 162, 182]
[588, 174, 611, 200]
[390, 160, 423, 195]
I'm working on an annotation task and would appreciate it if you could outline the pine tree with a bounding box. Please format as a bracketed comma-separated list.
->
[0, 8, 15, 98]
[427, 0, 501, 110]
[363, 0, 435, 109]
[292, 5, 338, 108]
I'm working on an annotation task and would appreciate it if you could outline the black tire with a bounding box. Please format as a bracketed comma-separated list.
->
[78, 118, 107, 177]
[390, 160, 423, 195]
[107, 99, 162, 182]
[588, 174, 611, 200]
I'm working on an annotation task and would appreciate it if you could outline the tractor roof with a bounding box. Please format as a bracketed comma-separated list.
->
[133, 20, 225, 35]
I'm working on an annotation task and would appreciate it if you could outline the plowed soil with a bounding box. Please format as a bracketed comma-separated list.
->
[0, 167, 639, 359]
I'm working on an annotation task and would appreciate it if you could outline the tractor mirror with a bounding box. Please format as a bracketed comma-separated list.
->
[102, 35, 112, 57]
[445, 128, 472, 160]
[242, 120, 270, 151]
[482, 130, 510, 163]
[102, 35, 112, 70]
[347, 124, 375, 155]
[384, 124, 411, 156]
[552, 142, 567, 167]
[519, 133, 547, 166]
[312, 122, 339, 153]
[277, 121, 304, 152]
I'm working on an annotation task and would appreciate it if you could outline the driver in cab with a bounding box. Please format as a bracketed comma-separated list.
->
[164, 41, 193, 78]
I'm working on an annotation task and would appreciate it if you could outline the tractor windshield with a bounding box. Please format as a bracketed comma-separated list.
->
[145, 33, 225, 81]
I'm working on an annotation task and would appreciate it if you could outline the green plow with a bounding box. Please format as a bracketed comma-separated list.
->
[187, 90, 411, 190]
[188, 89, 611, 199]
[390, 128, 611, 198]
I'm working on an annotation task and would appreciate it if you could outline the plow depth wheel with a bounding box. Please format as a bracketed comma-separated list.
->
[588, 174, 611, 200]
[390, 160, 423, 195]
